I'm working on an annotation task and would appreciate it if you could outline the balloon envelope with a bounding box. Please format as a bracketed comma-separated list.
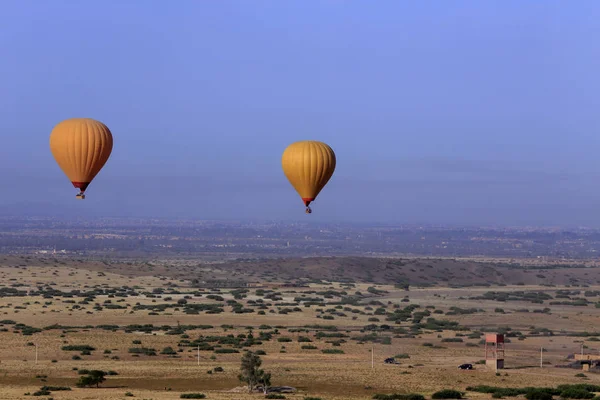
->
[281, 140, 336, 207]
[49, 118, 113, 194]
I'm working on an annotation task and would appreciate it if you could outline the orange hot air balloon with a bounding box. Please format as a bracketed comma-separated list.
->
[49, 118, 113, 200]
[281, 140, 336, 214]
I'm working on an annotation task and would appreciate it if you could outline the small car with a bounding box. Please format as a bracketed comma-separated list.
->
[458, 363, 473, 370]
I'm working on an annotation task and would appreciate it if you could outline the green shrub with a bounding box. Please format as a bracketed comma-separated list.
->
[432, 390, 463, 399]
[128, 347, 157, 356]
[467, 385, 559, 399]
[40, 386, 71, 391]
[560, 389, 594, 399]
[214, 348, 239, 354]
[373, 394, 425, 400]
[161, 346, 177, 355]
[526, 391, 553, 400]
[558, 385, 600, 393]
[62, 345, 95, 351]
[321, 349, 344, 354]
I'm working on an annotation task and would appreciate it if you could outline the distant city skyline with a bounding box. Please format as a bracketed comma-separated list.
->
[2, 2, 600, 226]
[2, 215, 600, 260]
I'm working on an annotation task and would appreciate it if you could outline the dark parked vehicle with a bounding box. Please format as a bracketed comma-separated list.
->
[384, 357, 400, 364]
[458, 363, 473, 370]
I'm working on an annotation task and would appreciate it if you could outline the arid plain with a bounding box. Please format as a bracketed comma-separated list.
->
[1, 255, 600, 400]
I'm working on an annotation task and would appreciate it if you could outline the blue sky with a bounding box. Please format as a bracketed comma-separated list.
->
[2, 1, 600, 226]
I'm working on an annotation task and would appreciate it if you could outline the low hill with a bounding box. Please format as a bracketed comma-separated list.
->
[2, 254, 599, 287]
[215, 256, 600, 287]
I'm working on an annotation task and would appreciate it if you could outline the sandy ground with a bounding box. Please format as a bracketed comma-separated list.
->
[0, 261, 599, 399]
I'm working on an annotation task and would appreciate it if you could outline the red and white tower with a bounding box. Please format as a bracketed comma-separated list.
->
[485, 333, 505, 370]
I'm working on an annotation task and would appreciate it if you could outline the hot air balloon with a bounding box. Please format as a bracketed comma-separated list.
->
[49, 118, 113, 200]
[281, 140, 336, 214]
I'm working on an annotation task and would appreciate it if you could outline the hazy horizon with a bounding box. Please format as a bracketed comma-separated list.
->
[3, 2, 600, 227]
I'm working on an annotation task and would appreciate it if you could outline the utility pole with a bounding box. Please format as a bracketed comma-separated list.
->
[197, 345, 200, 366]
[540, 346, 543, 368]
[371, 344, 374, 369]
[582, 343, 585, 356]
[35, 344, 38, 364]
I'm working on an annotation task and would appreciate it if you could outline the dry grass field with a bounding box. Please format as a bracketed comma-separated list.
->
[1, 255, 600, 400]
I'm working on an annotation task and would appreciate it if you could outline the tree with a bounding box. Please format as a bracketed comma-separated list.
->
[76, 370, 106, 388]
[259, 371, 272, 395]
[238, 351, 272, 393]
[238, 351, 261, 392]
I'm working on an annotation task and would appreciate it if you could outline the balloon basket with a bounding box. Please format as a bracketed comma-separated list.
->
[76, 194, 86, 200]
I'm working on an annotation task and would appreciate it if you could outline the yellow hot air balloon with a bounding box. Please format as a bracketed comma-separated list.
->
[49, 118, 113, 200]
[281, 140, 336, 214]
